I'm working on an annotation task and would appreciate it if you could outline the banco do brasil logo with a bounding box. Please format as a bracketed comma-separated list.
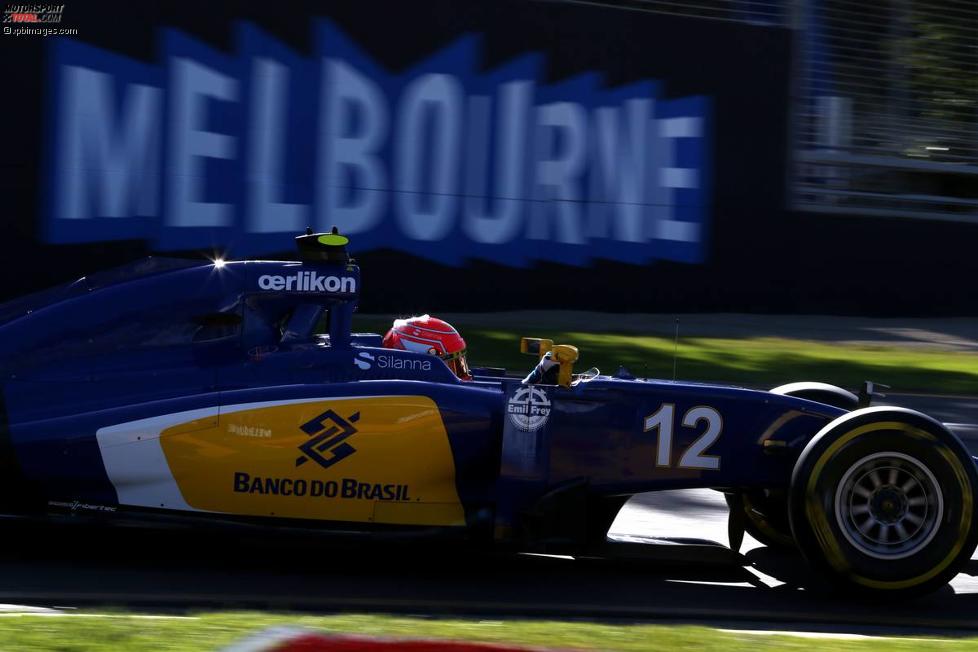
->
[507, 386, 551, 432]
[295, 409, 360, 470]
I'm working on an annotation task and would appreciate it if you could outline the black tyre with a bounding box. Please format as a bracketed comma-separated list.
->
[789, 406, 978, 596]
[726, 490, 794, 549]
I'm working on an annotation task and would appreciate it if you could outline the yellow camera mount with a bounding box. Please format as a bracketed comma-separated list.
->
[520, 337, 579, 387]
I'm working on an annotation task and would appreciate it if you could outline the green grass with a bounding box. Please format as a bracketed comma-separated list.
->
[354, 319, 978, 395]
[2, 612, 977, 651]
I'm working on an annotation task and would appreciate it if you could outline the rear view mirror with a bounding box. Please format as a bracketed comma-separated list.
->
[520, 337, 553, 357]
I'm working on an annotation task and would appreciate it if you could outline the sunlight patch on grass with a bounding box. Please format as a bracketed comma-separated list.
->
[354, 318, 978, 394]
[0, 612, 972, 652]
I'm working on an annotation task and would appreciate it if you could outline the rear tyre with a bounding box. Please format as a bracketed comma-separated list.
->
[726, 490, 794, 549]
[789, 407, 978, 596]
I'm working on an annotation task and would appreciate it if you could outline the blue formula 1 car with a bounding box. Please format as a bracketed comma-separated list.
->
[0, 231, 974, 597]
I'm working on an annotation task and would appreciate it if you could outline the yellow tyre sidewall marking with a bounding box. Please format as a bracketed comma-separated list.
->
[159, 396, 465, 526]
[805, 421, 973, 590]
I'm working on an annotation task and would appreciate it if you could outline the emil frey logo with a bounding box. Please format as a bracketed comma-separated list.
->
[257, 271, 356, 293]
[45, 20, 710, 267]
[507, 386, 552, 432]
[295, 409, 360, 470]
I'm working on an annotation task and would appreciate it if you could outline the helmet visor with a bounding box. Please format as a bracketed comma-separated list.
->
[440, 349, 471, 379]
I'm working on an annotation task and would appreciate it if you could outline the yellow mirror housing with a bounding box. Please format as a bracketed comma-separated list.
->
[520, 337, 553, 358]
[551, 344, 579, 386]
[519, 338, 578, 387]
[551, 344, 579, 364]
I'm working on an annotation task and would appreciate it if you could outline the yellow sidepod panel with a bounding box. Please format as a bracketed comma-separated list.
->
[158, 396, 465, 526]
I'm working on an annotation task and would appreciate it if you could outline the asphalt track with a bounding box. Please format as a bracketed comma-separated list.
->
[0, 393, 976, 635]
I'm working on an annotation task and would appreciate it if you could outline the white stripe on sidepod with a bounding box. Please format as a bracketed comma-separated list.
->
[97, 407, 219, 511]
[96, 396, 412, 512]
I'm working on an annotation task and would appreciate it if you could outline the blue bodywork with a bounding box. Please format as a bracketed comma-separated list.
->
[0, 254, 846, 549]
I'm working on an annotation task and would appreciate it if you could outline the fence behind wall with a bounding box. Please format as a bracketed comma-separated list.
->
[568, 0, 978, 223]
[790, 0, 978, 222]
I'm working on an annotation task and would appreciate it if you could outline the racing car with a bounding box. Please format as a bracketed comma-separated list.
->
[0, 230, 974, 596]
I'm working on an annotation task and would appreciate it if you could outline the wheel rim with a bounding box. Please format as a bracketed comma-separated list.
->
[834, 451, 944, 560]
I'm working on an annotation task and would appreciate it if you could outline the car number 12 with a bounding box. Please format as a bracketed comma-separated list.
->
[642, 404, 723, 470]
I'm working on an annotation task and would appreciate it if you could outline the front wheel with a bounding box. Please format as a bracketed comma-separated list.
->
[789, 407, 978, 597]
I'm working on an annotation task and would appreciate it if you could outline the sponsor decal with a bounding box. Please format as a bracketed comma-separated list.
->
[48, 500, 117, 513]
[232, 472, 410, 501]
[149, 395, 462, 524]
[44, 20, 710, 267]
[381, 356, 432, 371]
[354, 351, 374, 370]
[354, 350, 432, 372]
[257, 271, 356, 294]
[228, 423, 271, 439]
[296, 408, 360, 470]
[507, 386, 552, 431]
[231, 408, 415, 502]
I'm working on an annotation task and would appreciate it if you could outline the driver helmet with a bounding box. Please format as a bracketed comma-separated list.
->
[382, 315, 471, 380]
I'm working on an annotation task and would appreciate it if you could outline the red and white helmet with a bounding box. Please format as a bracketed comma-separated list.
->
[382, 314, 471, 380]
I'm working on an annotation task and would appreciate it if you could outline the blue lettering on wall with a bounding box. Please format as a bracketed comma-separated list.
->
[44, 20, 711, 266]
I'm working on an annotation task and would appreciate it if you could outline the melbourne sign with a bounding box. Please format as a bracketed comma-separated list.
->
[44, 20, 711, 266]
